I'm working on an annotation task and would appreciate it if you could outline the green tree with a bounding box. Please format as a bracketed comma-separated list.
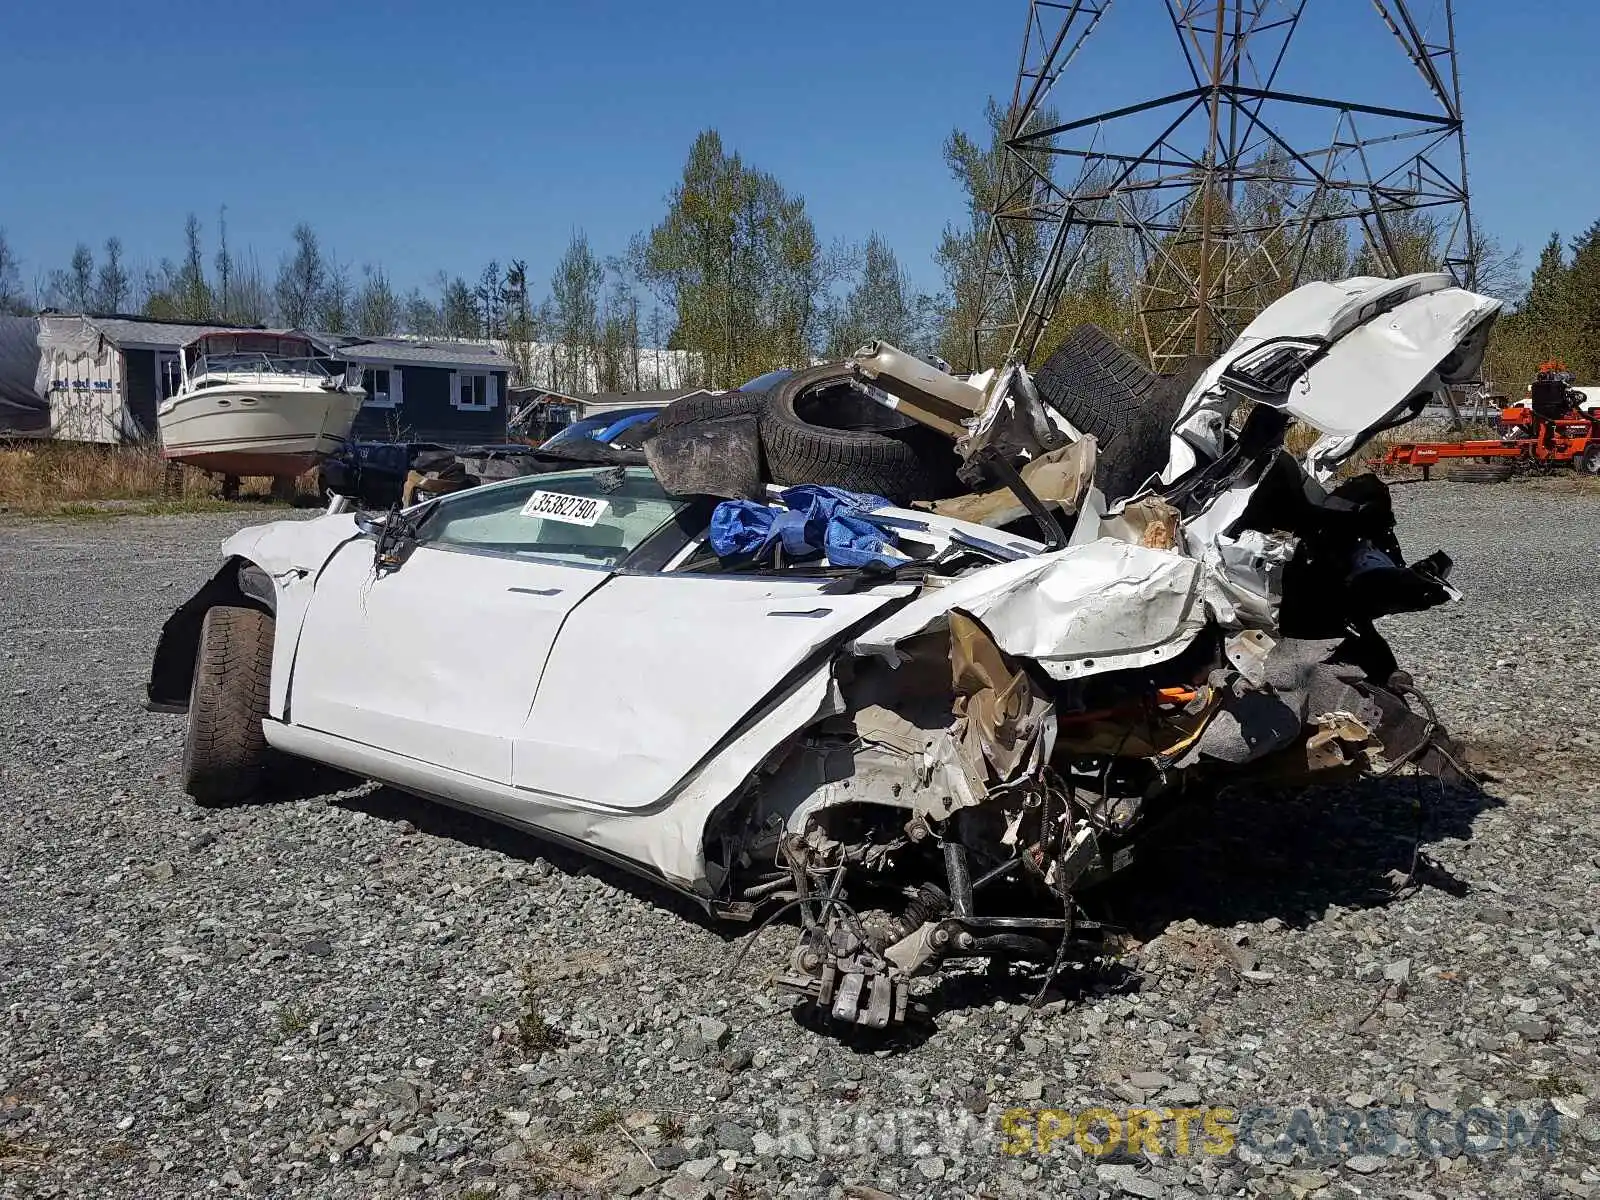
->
[354, 265, 401, 336]
[402, 288, 443, 336]
[550, 232, 602, 392]
[173, 213, 215, 320]
[825, 233, 925, 358]
[477, 261, 503, 339]
[932, 98, 1063, 370]
[502, 260, 535, 384]
[1566, 220, 1600, 381]
[317, 261, 352, 333]
[635, 129, 830, 386]
[438, 275, 480, 339]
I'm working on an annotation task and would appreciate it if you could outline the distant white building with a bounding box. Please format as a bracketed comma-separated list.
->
[377, 334, 702, 394]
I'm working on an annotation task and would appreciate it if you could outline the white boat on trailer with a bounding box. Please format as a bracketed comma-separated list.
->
[158, 331, 365, 489]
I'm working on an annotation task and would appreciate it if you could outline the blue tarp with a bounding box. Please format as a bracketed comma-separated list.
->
[709, 485, 905, 569]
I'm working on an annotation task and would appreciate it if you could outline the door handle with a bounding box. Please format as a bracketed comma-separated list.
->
[509, 586, 562, 596]
[767, 607, 831, 618]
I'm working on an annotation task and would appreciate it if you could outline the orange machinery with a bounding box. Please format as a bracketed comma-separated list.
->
[1383, 362, 1600, 477]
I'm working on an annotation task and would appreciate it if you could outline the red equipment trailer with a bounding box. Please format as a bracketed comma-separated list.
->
[1383, 364, 1600, 478]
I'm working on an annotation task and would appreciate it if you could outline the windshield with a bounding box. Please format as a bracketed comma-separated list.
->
[195, 352, 334, 378]
[418, 467, 687, 568]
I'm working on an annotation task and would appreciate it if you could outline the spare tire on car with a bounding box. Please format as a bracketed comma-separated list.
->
[760, 363, 962, 504]
[1033, 325, 1193, 502]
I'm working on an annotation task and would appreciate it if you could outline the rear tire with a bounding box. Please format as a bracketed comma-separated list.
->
[760, 363, 961, 503]
[182, 605, 274, 805]
[1438, 461, 1515, 483]
[1579, 444, 1600, 475]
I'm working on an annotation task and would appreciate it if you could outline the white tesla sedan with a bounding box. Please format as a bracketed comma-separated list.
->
[148, 273, 1498, 1028]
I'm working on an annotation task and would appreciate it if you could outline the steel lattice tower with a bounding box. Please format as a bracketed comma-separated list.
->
[974, 0, 1476, 371]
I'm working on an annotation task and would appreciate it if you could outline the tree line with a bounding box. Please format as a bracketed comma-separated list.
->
[0, 113, 1580, 395]
[0, 129, 930, 395]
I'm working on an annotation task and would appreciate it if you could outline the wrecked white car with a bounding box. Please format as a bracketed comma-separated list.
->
[148, 273, 1497, 1029]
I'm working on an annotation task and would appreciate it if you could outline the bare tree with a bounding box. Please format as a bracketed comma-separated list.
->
[95, 237, 132, 312]
[0, 229, 27, 315]
[274, 223, 327, 328]
[225, 249, 273, 325]
[215, 205, 233, 321]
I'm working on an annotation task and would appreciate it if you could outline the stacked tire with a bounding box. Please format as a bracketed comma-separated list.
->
[663, 328, 1185, 507]
[1032, 325, 1195, 504]
[757, 364, 962, 504]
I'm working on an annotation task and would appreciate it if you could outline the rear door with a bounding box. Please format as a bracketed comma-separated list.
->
[288, 468, 690, 783]
[513, 572, 912, 808]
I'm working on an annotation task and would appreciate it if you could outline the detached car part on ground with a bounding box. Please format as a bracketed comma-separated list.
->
[148, 272, 1496, 1030]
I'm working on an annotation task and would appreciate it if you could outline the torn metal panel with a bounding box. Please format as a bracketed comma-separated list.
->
[855, 539, 1220, 682]
[1161, 273, 1501, 485]
[926, 436, 1096, 529]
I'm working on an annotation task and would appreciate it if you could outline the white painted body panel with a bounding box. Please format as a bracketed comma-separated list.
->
[220, 513, 364, 719]
[515, 574, 911, 807]
[264, 659, 839, 894]
[289, 543, 609, 781]
[854, 539, 1219, 681]
[1163, 273, 1501, 482]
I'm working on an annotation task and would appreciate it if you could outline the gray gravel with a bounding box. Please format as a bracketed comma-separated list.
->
[3, 481, 1599, 1200]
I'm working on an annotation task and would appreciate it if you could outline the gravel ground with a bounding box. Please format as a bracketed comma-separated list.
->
[3, 480, 1599, 1200]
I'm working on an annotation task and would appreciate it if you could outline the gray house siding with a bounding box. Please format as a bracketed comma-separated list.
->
[349, 365, 509, 446]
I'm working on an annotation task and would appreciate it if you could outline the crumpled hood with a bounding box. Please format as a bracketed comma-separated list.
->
[854, 537, 1233, 681]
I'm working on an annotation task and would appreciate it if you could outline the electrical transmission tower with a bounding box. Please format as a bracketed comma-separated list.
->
[975, 0, 1475, 372]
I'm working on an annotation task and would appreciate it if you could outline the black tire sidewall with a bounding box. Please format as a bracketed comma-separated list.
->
[183, 605, 273, 803]
[760, 363, 961, 502]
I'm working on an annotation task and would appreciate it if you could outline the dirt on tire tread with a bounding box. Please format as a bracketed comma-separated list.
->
[182, 605, 273, 805]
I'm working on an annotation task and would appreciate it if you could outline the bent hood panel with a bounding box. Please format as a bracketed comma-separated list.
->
[854, 539, 1218, 681]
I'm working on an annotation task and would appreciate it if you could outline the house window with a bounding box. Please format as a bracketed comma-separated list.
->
[362, 367, 401, 408]
[453, 371, 497, 411]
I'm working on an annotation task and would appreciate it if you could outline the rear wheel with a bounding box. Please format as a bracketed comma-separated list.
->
[182, 605, 274, 804]
[1579, 444, 1600, 475]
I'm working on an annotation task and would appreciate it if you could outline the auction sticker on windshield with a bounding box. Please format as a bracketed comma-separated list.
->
[520, 490, 610, 526]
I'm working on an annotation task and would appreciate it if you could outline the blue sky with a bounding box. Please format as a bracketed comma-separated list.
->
[1, 0, 1594, 307]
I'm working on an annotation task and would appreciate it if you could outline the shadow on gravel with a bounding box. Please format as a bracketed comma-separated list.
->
[1089, 774, 1500, 941]
[243, 764, 1499, 1048]
[329, 784, 728, 933]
